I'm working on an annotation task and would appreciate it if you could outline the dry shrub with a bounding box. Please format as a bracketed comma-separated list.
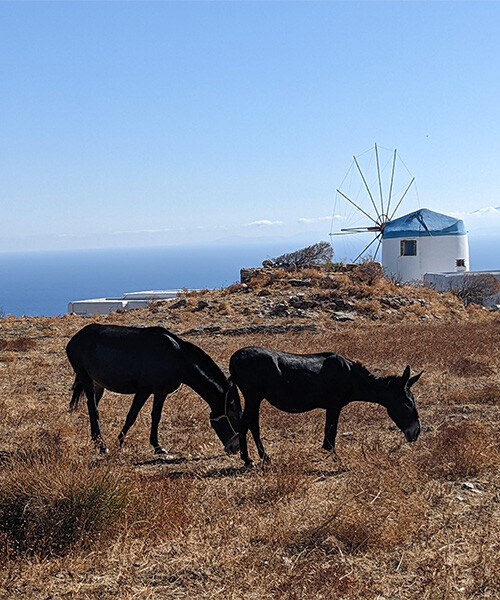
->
[299, 451, 429, 554]
[444, 385, 500, 405]
[0, 435, 132, 557]
[355, 297, 381, 316]
[353, 260, 385, 285]
[217, 300, 232, 314]
[290, 266, 323, 280]
[455, 273, 500, 305]
[269, 242, 333, 268]
[225, 282, 246, 294]
[449, 357, 495, 377]
[0, 351, 17, 364]
[0, 336, 36, 352]
[319, 273, 350, 289]
[420, 421, 499, 479]
[241, 271, 272, 291]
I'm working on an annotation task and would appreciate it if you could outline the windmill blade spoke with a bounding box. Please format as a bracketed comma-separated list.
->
[353, 235, 379, 263]
[354, 155, 381, 221]
[336, 190, 379, 226]
[375, 143, 384, 217]
[329, 231, 366, 236]
[341, 226, 380, 232]
[373, 235, 383, 261]
[330, 227, 378, 236]
[389, 177, 415, 221]
[386, 148, 397, 219]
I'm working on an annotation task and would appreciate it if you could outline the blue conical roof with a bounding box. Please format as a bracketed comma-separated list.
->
[382, 208, 466, 239]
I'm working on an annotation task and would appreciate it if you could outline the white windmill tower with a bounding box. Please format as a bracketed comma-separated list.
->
[330, 144, 469, 282]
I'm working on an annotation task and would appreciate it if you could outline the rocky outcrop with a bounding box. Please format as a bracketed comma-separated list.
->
[182, 323, 320, 336]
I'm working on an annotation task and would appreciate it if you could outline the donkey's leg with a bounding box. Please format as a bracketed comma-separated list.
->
[82, 381, 107, 453]
[322, 405, 342, 453]
[239, 399, 254, 466]
[118, 391, 151, 448]
[94, 385, 105, 407]
[150, 393, 168, 455]
[248, 400, 270, 463]
[239, 395, 265, 466]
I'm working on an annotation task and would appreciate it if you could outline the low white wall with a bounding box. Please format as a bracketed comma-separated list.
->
[67, 299, 127, 316]
[424, 271, 500, 306]
[122, 290, 180, 300]
[382, 234, 469, 282]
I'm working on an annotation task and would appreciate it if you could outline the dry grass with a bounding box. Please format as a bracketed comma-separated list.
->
[0, 447, 131, 558]
[419, 421, 498, 479]
[0, 285, 499, 599]
[0, 337, 36, 352]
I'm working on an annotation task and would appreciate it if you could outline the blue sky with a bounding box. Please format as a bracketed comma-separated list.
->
[1, 1, 499, 252]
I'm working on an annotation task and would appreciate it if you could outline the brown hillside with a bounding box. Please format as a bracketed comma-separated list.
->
[0, 264, 498, 599]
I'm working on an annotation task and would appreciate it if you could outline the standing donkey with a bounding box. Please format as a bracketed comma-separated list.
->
[229, 346, 422, 465]
[67, 324, 241, 455]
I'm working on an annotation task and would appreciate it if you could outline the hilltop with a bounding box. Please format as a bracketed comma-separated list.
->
[138, 261, 488, 336]
[0, 262, 493, 342]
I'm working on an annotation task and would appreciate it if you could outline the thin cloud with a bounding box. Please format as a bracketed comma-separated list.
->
[112, 227, 181, 235]
[450, 206, 500, 220]
[470, 206, 500, 215]
[244, 219, 285, 227]
[298, 216, 332, 224]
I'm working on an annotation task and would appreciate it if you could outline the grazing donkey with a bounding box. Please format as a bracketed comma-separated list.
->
[229, 346, 422, 465]
[66, 324, 241, 455]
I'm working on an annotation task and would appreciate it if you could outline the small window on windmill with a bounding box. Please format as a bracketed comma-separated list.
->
[456, 259, 466, 267]
[401, 240, 417, 256]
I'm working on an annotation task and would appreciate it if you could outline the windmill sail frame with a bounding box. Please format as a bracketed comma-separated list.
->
[330, 144, 418, 262]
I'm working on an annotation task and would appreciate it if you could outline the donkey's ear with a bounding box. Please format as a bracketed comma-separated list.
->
[402, 365, 411, 385]
[408, 370, 423, 388]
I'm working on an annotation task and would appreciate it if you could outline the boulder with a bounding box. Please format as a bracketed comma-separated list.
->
[169, 298, 187, 310]
[332, 311, 356, 322]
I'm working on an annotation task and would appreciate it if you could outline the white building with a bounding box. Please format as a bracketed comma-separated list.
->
[68, 290, 181, 316]
[382, 208, 469, 283]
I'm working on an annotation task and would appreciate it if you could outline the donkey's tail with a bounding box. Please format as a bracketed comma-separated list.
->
[69, 376, 84, 412]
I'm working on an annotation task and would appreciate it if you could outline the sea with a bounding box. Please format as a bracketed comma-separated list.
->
[0, 237, 496, 317]
[0, 243, 294, 317]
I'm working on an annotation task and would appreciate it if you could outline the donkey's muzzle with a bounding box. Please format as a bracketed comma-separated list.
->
[224, 433, 240, 455]
[404, 421, 421, 443]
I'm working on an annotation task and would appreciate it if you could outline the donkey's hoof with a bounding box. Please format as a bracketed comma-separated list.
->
[99, 444, 108, 454]
[244, 459, 254, 469]
[154, 445, 168, 455]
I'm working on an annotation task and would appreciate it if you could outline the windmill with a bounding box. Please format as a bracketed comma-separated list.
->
[330, 144, 419, 262]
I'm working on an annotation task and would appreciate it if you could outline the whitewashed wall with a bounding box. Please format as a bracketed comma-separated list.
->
[382, 234, 469, 282]
[424, 271, 500, 306]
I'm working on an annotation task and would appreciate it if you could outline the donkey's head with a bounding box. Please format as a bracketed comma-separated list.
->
[209, 380, 242, 454]
[385, 366, 423, 442]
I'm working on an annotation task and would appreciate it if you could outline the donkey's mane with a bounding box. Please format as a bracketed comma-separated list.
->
[350, 360, 401, 388]
[158, 327, 228, 389]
